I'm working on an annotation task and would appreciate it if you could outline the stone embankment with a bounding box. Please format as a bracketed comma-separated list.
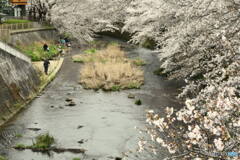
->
[0, 28, 62, 126]
[0, 42, 40, 126]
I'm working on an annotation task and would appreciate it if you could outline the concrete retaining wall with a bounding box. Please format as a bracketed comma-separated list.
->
[0, 28, 61, 125]
[10, 28, 58, 46]
[0, 47, 40, 123]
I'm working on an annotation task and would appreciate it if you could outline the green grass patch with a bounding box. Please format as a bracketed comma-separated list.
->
[15, 144, 26, 149]
[14, 133, 55, 150]
[0, 155, 7, 160]
[132, 58, 146, 66]
[72, 57, 85, 63]
[127, 82, 142, 89]
[72, 158, 81, 160]
[84, 48, 96, 54]
[4, 19, 31, 24]
[111, 85, 121, 91]
[32, 133, 55, 149]
[15, 134, 23, 138]
[17, 42, 60, 61]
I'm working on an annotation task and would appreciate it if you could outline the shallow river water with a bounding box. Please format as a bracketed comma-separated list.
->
[0, 38, 183, 160]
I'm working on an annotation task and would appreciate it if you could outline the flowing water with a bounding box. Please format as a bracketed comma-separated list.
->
[0, 37, 183, 160]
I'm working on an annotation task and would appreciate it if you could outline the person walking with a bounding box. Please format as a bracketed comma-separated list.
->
[43, 59, 50, 75]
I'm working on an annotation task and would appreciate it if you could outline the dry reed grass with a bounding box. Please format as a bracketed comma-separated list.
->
[75, 45, 144, 91]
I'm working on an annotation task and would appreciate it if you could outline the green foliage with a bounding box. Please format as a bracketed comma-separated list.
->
[15, 134, 23, 138]
[32, 133, 55, 149]
[0, 0, 8, 12]
[15, 144, 26, 149]
[135, 99, 142, 105]
[14, 133, 55, 150]
[17, 42, 59, 61]
[0, 155, 7, 160]
[111, 85, 121, 91]
[3, 19, 31, 24]
[127, 82, 141, 89]
[84, 48, 96, 54]
[72, 57, 84, 63]
[72, 158, 81, 160]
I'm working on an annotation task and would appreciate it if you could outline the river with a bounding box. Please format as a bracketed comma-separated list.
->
[0, 37, 183, 160]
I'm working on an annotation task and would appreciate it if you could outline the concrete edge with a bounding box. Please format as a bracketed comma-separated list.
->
[10, 28, 56, 35]
[0, 41, 31, 63]
[0, 58, 64, 128]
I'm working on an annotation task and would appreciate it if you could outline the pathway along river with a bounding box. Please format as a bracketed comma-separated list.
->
[0, 37, 183, 160]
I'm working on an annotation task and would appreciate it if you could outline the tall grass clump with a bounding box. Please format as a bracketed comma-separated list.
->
[32, 133, 55, 149]
[74, 44, 144, 91]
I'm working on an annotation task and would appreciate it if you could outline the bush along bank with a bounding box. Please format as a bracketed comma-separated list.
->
[16, 41, 65, 61]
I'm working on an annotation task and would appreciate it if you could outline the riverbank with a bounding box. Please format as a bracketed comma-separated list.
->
[0, 58, 64, 128]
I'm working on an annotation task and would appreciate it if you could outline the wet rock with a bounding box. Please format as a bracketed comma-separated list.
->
[128, 93, 135, 99]
[67, 101, 76, 106]
[59, 106, 64, 109]
[77, 125, 84, 129]
[27, 128, 41, 131]
[78, 139, 84, 144]
[65, 98, 73, 102]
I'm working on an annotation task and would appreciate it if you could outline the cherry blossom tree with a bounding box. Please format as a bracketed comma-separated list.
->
[32, 0, 240, 159]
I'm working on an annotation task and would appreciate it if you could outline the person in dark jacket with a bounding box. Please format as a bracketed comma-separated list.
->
[43, 59, 50, 75]
[64, 37, 71, 47]
[43, 43, 49, 52]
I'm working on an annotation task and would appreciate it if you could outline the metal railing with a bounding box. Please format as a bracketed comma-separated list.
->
[0, 22, 37, 30]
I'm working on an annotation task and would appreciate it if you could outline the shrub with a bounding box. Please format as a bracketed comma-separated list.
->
[17, 41, 60, 61]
